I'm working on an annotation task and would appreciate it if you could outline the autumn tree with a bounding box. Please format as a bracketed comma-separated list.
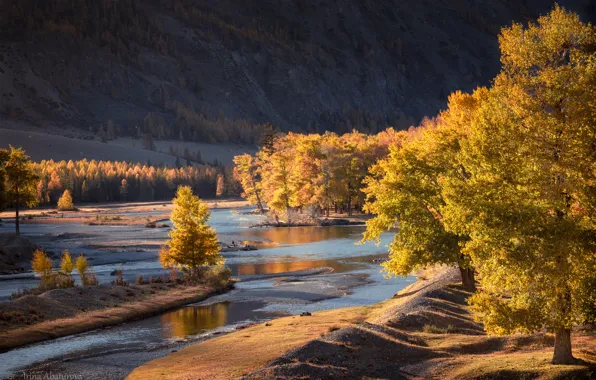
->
[31, 249, 54, 288]
[59, 250, 75, 287]
[442, 7, 596, 364]
[75, 254, 98, 286]
[160, 186, 222, 278]
[4, 147, 39, 235]
[259, 135, 294, 222]
[362, 89, 485, 291]
[57, 189, 75, 211]
[233, 154, 264, 213]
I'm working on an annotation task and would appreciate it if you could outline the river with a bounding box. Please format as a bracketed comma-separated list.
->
[0, 207, 411, 379]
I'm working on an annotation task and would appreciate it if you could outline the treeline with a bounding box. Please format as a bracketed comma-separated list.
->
[233, 128, 408, 221]
[33, 159, 240, 204]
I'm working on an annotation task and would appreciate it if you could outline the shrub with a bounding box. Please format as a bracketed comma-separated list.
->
[111, 268, 128, 286]
[203, 265, 232, 288]
[57, 190, 75, 211]
[136, 275, 146, 285]
[167, 268, 179, 282]
[82, 272, 99, 286]
[423, 324, 457, 334]
[11, 287, 40, 300]
[75, 254, 99, 286]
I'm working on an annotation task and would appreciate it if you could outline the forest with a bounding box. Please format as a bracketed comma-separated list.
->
[32, 159, 240, 204]
[234, 7, 596, 364]
[0, 153, 240, 209]
[233, 127, 409, 220]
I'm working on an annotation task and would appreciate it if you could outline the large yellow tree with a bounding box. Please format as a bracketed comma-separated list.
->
[161, 186, 223, 278]
[442, 6, 596, 364]
[362, 89, 486, 291]
[233, 154, 264, 213]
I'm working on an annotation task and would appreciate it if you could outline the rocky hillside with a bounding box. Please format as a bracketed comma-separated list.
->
[0, 0, 594, 143]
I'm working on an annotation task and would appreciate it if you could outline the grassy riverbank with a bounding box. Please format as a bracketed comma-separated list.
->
[127, 267, 595, 379]
[0, 280, 234, 352]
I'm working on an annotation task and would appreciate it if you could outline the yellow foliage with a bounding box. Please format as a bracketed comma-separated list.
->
[57, 189, 75, 211]
[164, 186, 223, 277]
[31, 249, 52, 279]
[60, 250, 74, 275]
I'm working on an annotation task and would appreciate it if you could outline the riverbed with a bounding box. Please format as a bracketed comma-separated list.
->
[0, 206, 411, 379]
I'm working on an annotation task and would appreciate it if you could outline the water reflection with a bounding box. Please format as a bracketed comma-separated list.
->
[232, 258, 363, 276]
[240, 226, 363, 244]
[160, 301, 281, 338]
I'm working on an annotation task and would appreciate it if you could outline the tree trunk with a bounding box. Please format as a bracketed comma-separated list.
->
[15, 203, 20, 236]
[255, 191, 264, 214]
[326, 205, 330, 217]
[458, 265, 476, 291]
[15, 186, 20, 236]
[552, 328, 574, 364]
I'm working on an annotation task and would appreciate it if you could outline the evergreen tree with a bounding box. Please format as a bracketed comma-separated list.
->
[259, 123, 278, 155]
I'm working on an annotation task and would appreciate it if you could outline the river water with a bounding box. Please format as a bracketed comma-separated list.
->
[0, 208, 411, 379]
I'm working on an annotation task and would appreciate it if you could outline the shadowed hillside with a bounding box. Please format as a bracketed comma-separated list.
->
[0, 0, 594, 143]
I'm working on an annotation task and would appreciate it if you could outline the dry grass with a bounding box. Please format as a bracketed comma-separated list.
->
[127, 307, 369, 380]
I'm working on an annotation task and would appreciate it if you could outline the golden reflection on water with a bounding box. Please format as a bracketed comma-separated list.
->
[234, 259, 361, 276]
[239, 226, 361, 245]
[161, 302, 229, 338]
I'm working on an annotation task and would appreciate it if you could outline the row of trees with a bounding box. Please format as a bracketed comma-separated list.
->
[233, 127, 408, 221]
[363, 7, 595, 364]
[32, 159, 240, 204]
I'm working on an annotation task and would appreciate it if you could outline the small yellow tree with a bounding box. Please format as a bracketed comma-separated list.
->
[75, 254, 97, 286]
[31, 249, 54, 288]
[160, 186, 222, 278]
[59, 250, 75, 287]
[57, 189, 75, 211]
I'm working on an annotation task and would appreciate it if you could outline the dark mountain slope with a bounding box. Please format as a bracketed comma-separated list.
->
[0, 0, 594, 143]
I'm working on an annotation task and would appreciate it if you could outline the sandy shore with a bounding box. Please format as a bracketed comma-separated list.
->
[0, 199, 250, 222]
